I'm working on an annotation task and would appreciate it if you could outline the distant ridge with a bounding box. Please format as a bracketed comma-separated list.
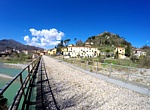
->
[0, 39, 44, 51]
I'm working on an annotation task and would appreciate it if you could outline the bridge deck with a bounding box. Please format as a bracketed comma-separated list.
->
[41, 55, 150, 110]
[22, 58, 59, 110]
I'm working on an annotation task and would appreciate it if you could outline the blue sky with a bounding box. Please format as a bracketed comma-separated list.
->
[0, 0, 150, 49]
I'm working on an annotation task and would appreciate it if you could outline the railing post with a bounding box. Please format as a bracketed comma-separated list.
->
[109, 64, 112, 77]
[148, 89, 150, 96]
[20, 74, 25, 97]
[31, 62, 33, 74]
[28, 65, 30, 74]
[126, 67, 130, 83]
[86, 61, 88, 70]
[96, 62, 98, 73]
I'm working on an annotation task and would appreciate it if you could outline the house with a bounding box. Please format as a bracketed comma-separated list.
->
[68, 44, 74, 47]
[114, 47, 126, 59]
[63, 46, 100, 58]
[22, 50, 29, 55]
[61, 47, 68, 55]
[84, 42, 93, 47]
[133, 49, 146, 58]
[48, 48, 57, 55]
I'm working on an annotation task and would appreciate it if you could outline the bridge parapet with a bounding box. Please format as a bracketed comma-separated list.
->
[0, 57, 41, 110]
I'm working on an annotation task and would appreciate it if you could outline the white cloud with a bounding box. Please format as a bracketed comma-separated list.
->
[32, 37, 38, 42]
[23, 28, 65, 48]
[147, 40, 149, 43]
[24, 35, 30, 42]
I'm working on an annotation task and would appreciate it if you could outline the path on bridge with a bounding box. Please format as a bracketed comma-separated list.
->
[43, 55, 150, 110]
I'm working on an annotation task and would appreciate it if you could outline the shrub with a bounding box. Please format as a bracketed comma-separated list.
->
[139, 56, 150, 68]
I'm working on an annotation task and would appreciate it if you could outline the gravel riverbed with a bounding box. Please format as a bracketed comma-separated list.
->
[43, 56, 150, 110]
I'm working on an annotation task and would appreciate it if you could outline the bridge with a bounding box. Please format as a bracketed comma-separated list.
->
[0, 56, 59, 110]
[0, 56, 150, 109]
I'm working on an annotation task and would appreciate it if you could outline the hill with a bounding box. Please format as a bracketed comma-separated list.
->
[0, 39, 44, 51]
[86, 32, 131, 47]
[85, 32, 132, 56]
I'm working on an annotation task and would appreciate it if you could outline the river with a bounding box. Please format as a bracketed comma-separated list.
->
[0, 63, 28, 108]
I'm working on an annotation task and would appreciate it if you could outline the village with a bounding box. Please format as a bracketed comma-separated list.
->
[47, 41, 146, 60]
[0, 41, 147, 63]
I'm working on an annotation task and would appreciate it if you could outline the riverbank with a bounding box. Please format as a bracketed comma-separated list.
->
[0, 73, 13, 79]
[3, 63, 27, 69]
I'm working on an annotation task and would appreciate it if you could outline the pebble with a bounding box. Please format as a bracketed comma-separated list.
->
[43, 56, 150, 110]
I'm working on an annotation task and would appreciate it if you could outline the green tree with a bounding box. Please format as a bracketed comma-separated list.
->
[114, 50, 119, 59]
[64, 39, 70, 46]
[91, 36, 96, 40]
[105, 49, 110, 57]
[76, 40, 84, 46]
[74, 38, 77, 45]
[57, 40, 64, 48]
[125, 45, 131, 57]
[56, 40, 64, 54]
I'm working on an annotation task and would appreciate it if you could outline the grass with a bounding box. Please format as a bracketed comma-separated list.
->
[104, 59, 138, 67]
[0, 59, 19, 63]
[0, 54, 32, 64]
[66, 57, 138, 68]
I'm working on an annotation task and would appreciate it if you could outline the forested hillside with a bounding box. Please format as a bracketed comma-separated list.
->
[85, 32, 132, 57]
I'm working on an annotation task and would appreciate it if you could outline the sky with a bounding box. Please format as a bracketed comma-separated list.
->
[0, 0, 150, 49]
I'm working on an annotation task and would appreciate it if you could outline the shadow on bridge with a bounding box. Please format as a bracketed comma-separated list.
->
[23, 58, 60, 110]
[0, 57, 60, 110]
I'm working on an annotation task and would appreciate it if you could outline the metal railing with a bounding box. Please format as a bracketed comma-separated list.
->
[57, 57, 150, 91]
[0, 57, 41, 110]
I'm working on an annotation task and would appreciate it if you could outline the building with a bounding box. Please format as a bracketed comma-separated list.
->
[133, 49, 146, 58]
[114, 47, 126, 59]
[61, 47, 68, 55]
[48, 48, 57, 55]
[84, 42, 93, 47]
[22, 50, 29, 55]
[63, 46, 100, 58]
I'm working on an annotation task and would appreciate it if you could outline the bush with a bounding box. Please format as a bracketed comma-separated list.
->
[3, 56, 11, 60]
[139, 56, 150, 68]
[131, 55, 138, 63]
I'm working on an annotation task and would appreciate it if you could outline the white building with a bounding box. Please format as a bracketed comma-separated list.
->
[63, 46, 100, 58]
[133, 49, 146, 58]
[22, 50, 28, 55]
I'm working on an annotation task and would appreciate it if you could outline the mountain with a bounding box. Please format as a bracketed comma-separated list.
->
[0, 39, 44, 51]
